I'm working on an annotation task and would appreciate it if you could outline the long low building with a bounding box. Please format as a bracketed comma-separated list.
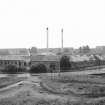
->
[0, 48, 30, 70]
[0, 49, 60, 72]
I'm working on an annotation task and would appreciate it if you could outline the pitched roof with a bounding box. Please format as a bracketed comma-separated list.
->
[0, 55, 30, 62]
[0, 48, 30, 56]
[31, 54, 59, 62]
[0, 48, 30, 62]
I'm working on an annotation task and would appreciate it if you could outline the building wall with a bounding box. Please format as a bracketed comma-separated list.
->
[0, 60, 29, 70]
[31, 61, 60, 72]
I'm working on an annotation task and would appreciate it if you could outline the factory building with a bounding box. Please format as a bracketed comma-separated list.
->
[0, 48, 30, 70]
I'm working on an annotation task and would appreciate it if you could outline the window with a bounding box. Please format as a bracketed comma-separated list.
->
[19, 62, 21, 66]
[5, 61, 7, 65]
[24, 62, 26, 66]
[15, 61, 17, 65]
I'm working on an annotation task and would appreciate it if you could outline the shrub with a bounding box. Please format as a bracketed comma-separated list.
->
[1, 65, 26, 74]
[18, 67, 26, 73]
[3, 64, 18, 74]
[60, 55, 71, 72]
[30, 64, 47, 73]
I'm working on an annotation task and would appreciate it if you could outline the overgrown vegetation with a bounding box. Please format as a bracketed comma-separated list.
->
[41, 73, 105, 100]
[30, 64, 47, 73]
[1, 96, 105, 105]
[60, 55, 71, 72]
[1, 64, 26, 74]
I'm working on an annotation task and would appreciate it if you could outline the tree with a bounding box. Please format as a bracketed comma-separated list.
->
[60, 55, 71, 72]
[3, 64, 18, 74]
[1, 64, 26, 74]
[79, 47, 82, 53]
[93, 55, 101, 66]
[18, 67, 26, 73]
[50, 63, 56, 73]
[83, 45, 90, 53]
[78, 45, 90, 54]
[30, 47, 38, 54]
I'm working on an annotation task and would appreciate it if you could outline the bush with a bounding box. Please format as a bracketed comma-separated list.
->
[3, 64, 18, 74]
[30, 64, 47, 73]
[18, 67, 26, 73]
[60, 55, 71, 72]
[1, 65, 26, 74]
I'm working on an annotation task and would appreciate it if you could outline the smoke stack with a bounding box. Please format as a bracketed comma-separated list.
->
[61, 29, 63, 49]
[46, 27, 49, 49]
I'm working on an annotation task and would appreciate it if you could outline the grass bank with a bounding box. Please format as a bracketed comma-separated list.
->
[0, 76, 27, 89]
[40, 73, 105, 102]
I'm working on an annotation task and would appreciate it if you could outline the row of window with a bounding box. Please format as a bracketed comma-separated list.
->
[0, 60, 26, 66]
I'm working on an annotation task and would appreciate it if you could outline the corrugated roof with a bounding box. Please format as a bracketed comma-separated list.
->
[0, 48, 30, 56]
[0, 55, 30, 62]
[31, 54, 59, 61]
[70, 55, 96, 62]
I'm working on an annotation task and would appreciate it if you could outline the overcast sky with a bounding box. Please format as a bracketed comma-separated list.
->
[0, 0, 105, 49]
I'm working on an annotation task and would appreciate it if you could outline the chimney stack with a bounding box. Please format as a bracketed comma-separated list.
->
[46, 27, 49, 49]
[61, 28, 63, 49]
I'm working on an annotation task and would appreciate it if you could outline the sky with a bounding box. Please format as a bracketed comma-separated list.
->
[0, 0, 105, 49]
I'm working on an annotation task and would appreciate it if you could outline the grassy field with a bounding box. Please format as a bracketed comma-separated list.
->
[0, 76, 27, 89]
[1, 72, 105, 104]
[40, 73, 105, 104]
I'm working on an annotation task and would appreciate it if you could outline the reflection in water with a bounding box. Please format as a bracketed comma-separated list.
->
[0, 73, 31, 78]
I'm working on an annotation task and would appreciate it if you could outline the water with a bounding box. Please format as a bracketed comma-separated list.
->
[0, 74, 8, 77]
[17, 73, 30, 77]
[0, 73, 31, 78]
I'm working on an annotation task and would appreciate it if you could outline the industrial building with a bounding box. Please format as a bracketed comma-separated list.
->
[0, 48, 30, 70]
